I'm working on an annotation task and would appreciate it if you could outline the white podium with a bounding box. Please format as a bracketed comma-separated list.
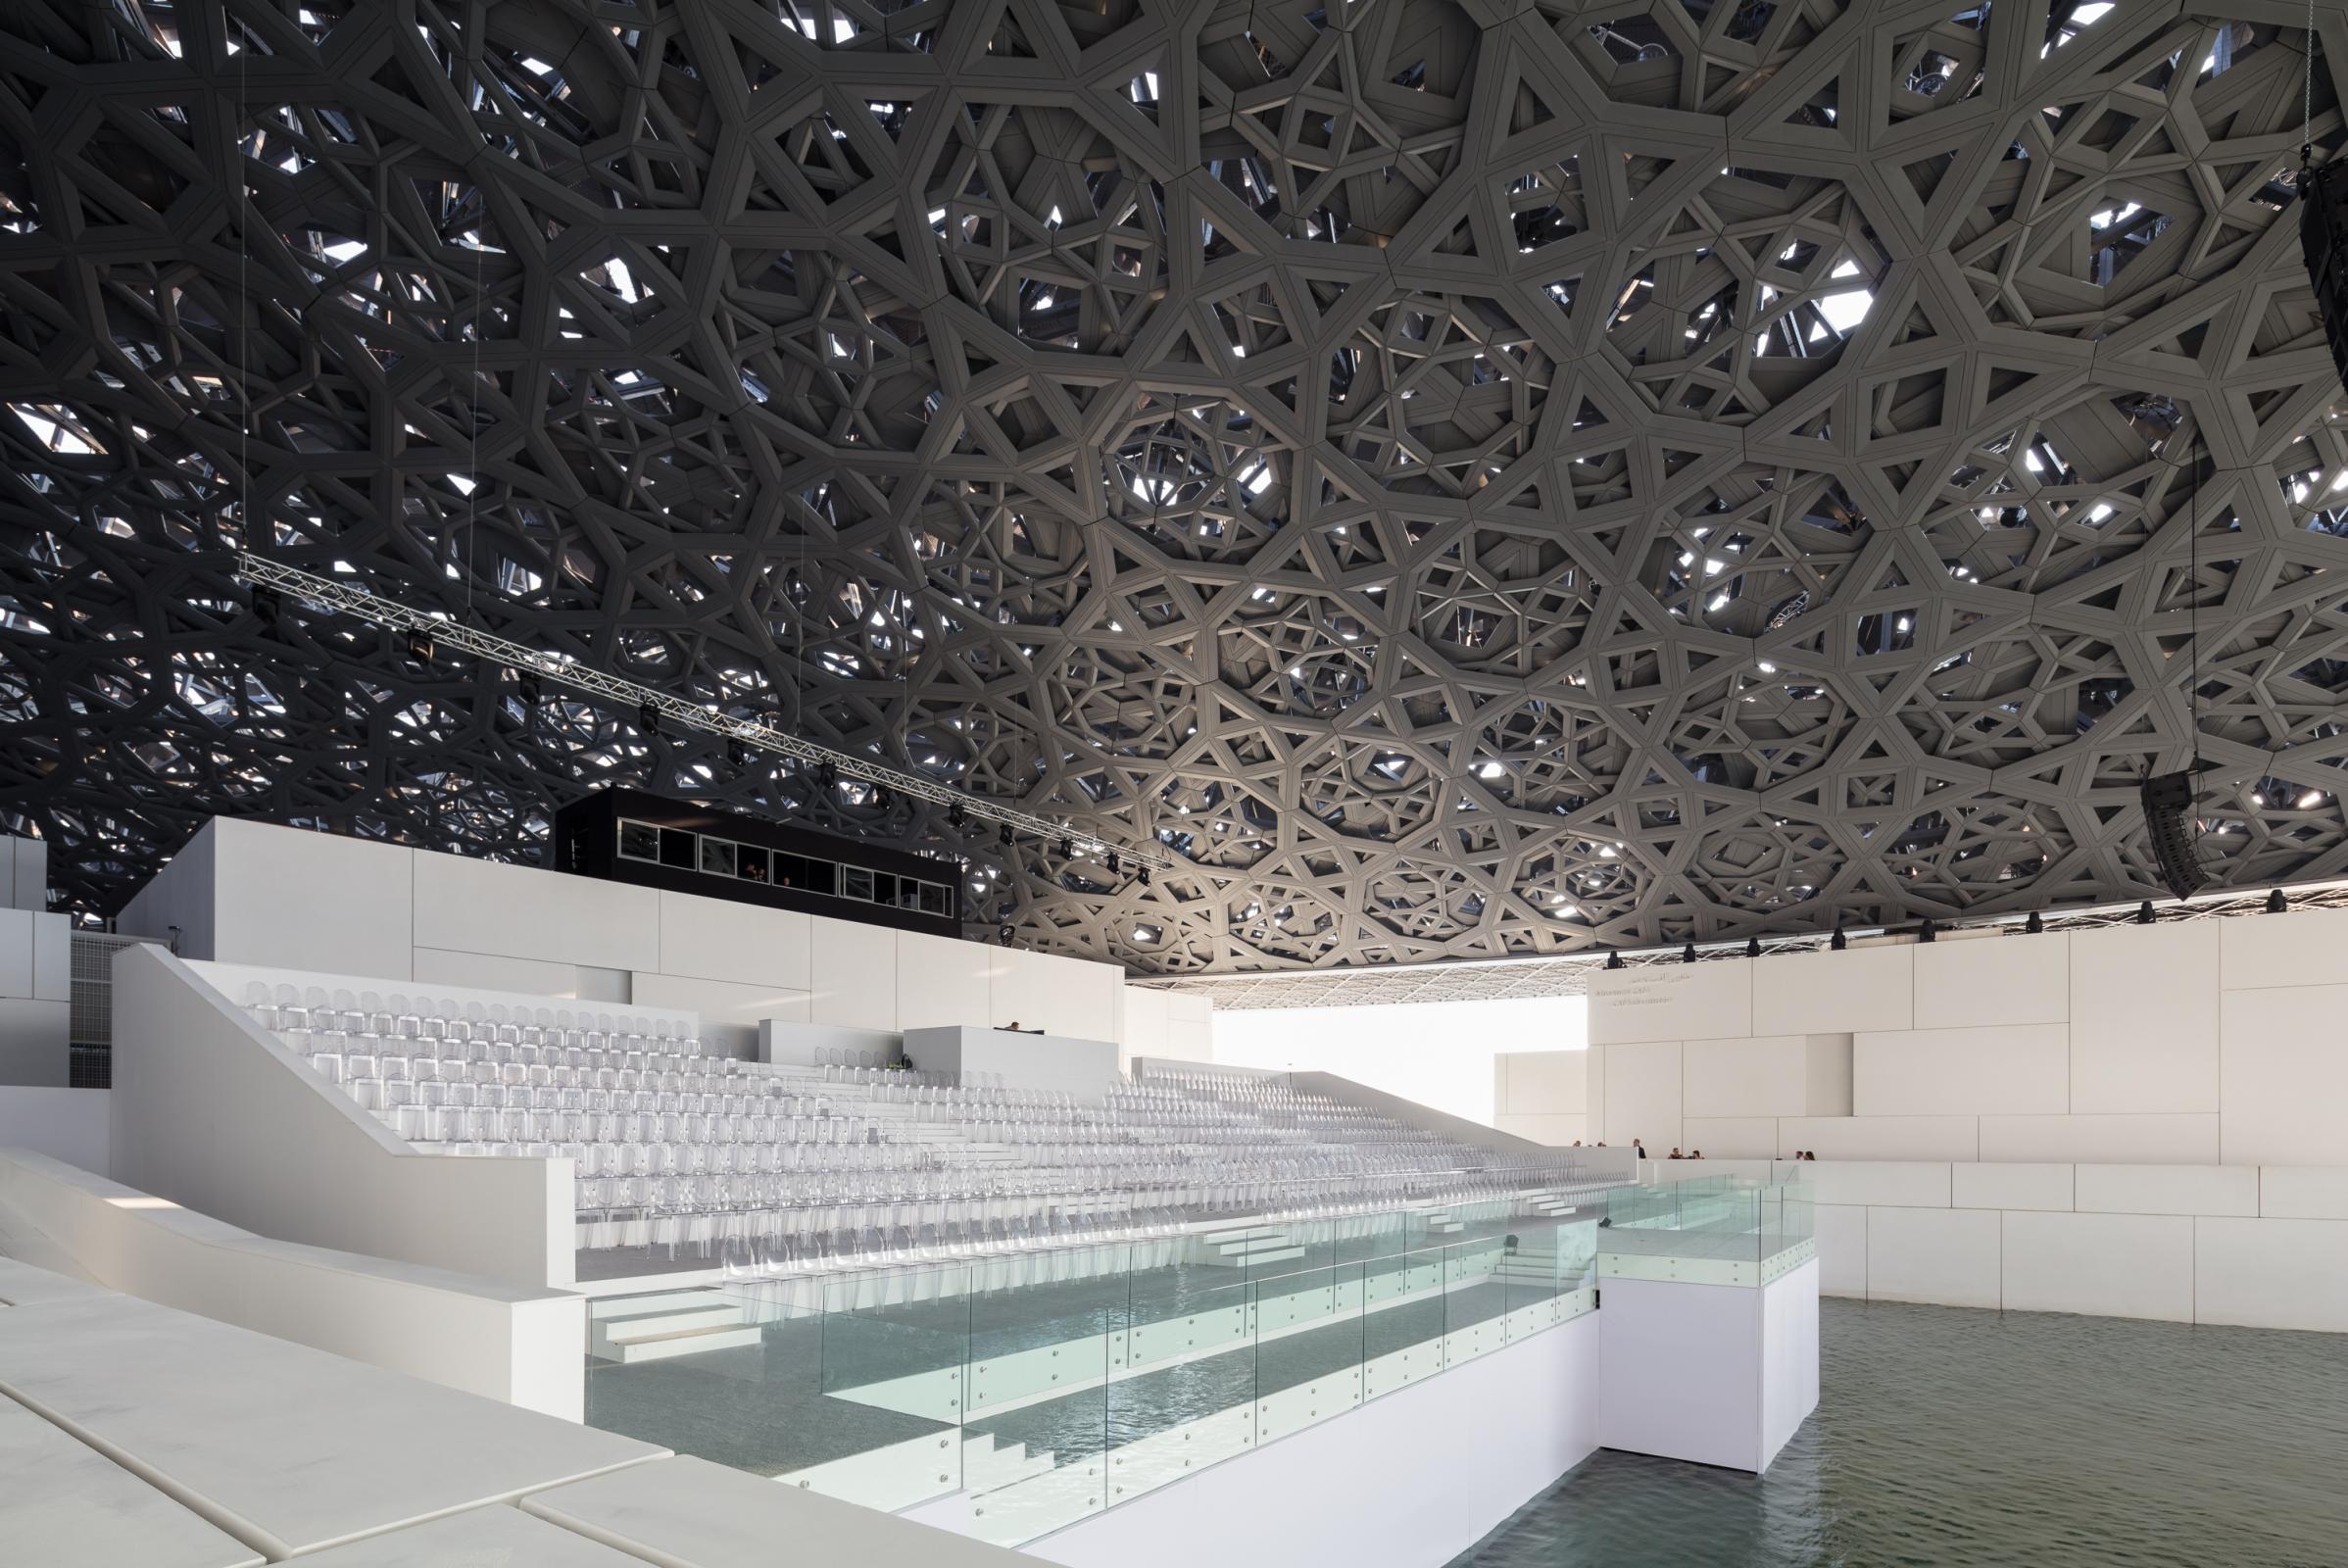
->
[901, 1025, 1118, 1104]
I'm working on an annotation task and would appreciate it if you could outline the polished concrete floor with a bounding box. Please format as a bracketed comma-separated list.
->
[1449, 1297, 2348, 1568]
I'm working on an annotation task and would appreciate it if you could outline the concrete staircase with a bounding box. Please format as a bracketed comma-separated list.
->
[588, 1290, 761, 1364]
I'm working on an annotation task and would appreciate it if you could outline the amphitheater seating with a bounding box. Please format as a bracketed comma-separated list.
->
[236, 984, 1593, 1277]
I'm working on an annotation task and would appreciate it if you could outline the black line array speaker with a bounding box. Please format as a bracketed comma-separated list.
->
[2140, 770, 2206, 902]
[2302, 159, 2348, 391]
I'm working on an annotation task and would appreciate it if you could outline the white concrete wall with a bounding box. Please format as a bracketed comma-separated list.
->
[1, 833, 48, 911]
[1793, 1159, 2348, 1332]
[1117, 988, 1213, 1073]
[110, 947, 572, 1291]
[0, 1149, 583, 1418]
[1587, 915, 2348, 1164]
[115, 817, 1132, 1059]
[0, 1088, 109, 1174]
[0, 905, 71, 1087]
[1493, 1049, 1589, 1146]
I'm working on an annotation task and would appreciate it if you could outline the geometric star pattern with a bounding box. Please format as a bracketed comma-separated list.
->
[3, 0, 2348, 977]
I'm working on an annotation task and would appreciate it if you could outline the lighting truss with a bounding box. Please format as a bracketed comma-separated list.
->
[231, 555, 1177, 872]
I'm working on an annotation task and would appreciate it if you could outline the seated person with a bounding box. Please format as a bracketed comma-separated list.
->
[1668, 1147, 1684, 1159]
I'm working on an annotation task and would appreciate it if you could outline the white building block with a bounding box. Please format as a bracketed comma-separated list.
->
[2067, 921, 2218, 1114]
[808, 918, 898, 1030]
[1811, 1202, 1868, 1297]
[1853, 1023, 2068, 1117]
[1913, 931, 2068, 1028]
[1804, 1034, 1853, 1116]
[0, 906, 34, 997]
[1865, 1206, 2001, 1309]
[2260, 1166, 2348, 1220]
[1680, 1117, 1780, 1159]
[632, 973, 810, 1057]
[1588, 960, 1750, 1044]
[2000, 1212, 2193, 1322]
[1950, 1162, 2072, 1211]
[1164, 994, 1213, 1059]
[2191, 1216, 2348, 1333]
[1599, 1040, 1682, 1153]
[217, 819, 416, 978]
[1683, 1035, 1808, 1118]
[1777, 1115, 1978, 1162]
[896, 930, 994, 1031]
[2074, 1163, 2256, 1218]
[1752, 944, 1912, 1035]
[414, 850, 658, 974]
[1976, 1113, 2218, 1165]
[32, 911, 70, 1003]
[2219, 984, 2348, 1165]
[2219, 902, 2348, 990]
[1791, 1160, 1950, 1209]
[655, 891, 811, 991]
[412, 948, 583, 997]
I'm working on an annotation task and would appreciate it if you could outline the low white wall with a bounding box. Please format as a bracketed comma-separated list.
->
[1788, 1158, 2348, 1332]
[0, 1149, 583, 1418]
[904, 1026, 1120, 1103]
[1212, 995, 1588, 1127]
[913, 1311, 1600, 1568]
[0, 1087, 108, 1175]
[110, 946, 571, 1290]
[1288, 1070, 1551, 1155]
[118, 817, 1133, 1057]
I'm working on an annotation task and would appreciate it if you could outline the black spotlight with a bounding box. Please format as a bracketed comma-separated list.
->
[2267, 886, 2289, 914]
[2136, 900, 2157, 925]
[1107, 851, 1122, 875]
[2299, 153, 2348, 392]
[1745, 938, 1761, 958]
[637, 701, 660, 736]
[1830, 923, 1847, 952]
[949, 800, 966, 829]
[1682, 942, 1697, 964]
[1137, 865, 1150, 888]
[1057, 837, 1074, 860]
[999, 823, 1013, 848]
[254, 586, 283, 626]
[1604, 950, 1625, 970]
[1918, 919, 1937, 943]
[2138, 770, 2207, 902]
[406, 627, 436, 663]
[816, 760, 838, 789]
[998, 924, 1014, 947]
[515, 672, 541, 708]
[726, 738, 750, 769]
[2026, 911, 2044, 935]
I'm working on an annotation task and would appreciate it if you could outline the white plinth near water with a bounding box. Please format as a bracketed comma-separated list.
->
[1595, 1256, 1821, 1473]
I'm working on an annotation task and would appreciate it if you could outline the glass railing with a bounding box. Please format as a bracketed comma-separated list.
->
[1597, 1177, 1815, 1276]
[583, 1191, 1602, 1546]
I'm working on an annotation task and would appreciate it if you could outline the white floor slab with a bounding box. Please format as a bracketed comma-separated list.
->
[0, 1396, 263, 1568]
[0, 1291, 664, 1556]
[523, 1454, 1022, 1567]
[293, 1505, 646, 1566]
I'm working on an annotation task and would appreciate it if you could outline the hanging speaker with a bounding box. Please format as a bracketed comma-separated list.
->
[2139, 770, 2206, 902]
[2300, 158, 2348, 391]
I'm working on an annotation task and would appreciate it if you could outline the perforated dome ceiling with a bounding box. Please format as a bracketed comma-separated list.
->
[4, 0, 2347, 974]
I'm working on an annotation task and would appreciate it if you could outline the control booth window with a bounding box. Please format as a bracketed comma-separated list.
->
[918, 882, 949, 916]
[700, 838, 736, 877]
[841, 866, 875, 903]
[658, 826, 698, 869]
[617, 820, 661, 863]
[737, 847, 769, 883]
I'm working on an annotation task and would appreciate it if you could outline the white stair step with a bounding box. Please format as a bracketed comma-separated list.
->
[598, 1304, 747, 1343]
[589, 1290, 724, 1319]
[592, 1323, 763, 1363]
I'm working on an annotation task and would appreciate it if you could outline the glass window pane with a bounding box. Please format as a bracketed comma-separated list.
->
[701, 838, 736, 877]
[616, 821, 660, 862]
[658, 828, 697, 868]
[738, 848, 769, 883]
[842, 867, 875, 903]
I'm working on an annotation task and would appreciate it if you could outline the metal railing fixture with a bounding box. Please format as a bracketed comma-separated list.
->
[232, 553, 1176, 873]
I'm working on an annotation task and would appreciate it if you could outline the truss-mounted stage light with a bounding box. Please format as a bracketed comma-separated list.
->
[515, 672, 541, 708]
[815, 760, 838, 789]
[2136, 900, 2157, 925]
[726, 738, 750, 769]
[1604, 950, 1624, 970]
[1137, 865, 1150, 888]
[1107, 851, 1121, 875]
[2268, 886, 2289, 914]
[637, 702, 660, 737]
[406, 628, 435, 664]
[949, 800, 966, 829]
[1682, 942, 1697, 963]
[2026, 910, 2044, 934]
[1830, 923, 1847, 952]
[1000, 823, 1013, 848]
[1745, 938, 1761, 957]
[1057, 837, 1073, 860]
[1918, 919, 1937, 943]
